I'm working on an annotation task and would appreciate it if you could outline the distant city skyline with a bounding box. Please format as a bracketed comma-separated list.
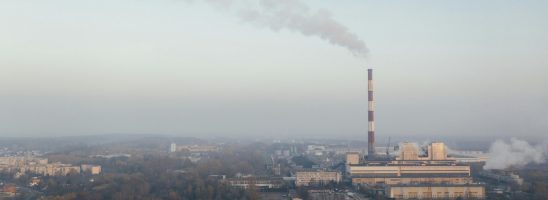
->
[1, 0, 547, 139]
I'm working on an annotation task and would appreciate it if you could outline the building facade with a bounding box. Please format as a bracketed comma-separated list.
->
[81, 164, 102, 175]
[346, 152, 360, 165]
[224, 177, 284, 190]
[386, 184, 485, 199]
[0, 156, 80, 176]
[295, 170, 341, 186]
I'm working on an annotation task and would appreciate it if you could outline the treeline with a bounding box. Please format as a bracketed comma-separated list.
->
[40, 172, 258, 200]
[11, 143, 273, 199]
[519, 166, 548, 200]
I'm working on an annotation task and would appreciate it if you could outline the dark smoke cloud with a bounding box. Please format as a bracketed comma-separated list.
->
[191, 0, 368, 58]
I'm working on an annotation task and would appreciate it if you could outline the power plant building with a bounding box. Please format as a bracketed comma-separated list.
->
[347, 142, 485, 199]
[349, 69, 485, 199]
[349, 142, 472, 182]
[386, 184, 485, 199]
[345, 152, 360, 165]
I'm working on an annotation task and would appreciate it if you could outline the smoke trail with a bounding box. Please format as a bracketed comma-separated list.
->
[190, 0, 368, 58]
[484, 138, 548, 169]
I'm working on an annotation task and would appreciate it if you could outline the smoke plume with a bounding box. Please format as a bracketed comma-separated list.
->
[190, 0, 368, 58]
[484, 138, 548, 169]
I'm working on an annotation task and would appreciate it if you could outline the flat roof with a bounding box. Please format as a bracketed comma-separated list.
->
[296, 169, 340, 172]
[349, 163, 469, 167]
[352, 173, 471, 178]
[387, 183, 485, 187]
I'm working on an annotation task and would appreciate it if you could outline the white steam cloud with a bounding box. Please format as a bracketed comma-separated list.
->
[484, 138, 548, 170]
[189, 0, 368, 58]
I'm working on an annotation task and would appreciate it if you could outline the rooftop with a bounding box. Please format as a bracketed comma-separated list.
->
[386, 183, 486, 187]
[352, 173, 471, 178]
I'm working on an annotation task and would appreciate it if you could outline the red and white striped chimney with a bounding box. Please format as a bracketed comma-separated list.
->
[367, 68, 376, 157]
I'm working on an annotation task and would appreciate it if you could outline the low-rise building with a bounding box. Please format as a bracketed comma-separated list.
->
[385, 184, 485, 199]
[21, 163, 80, 176]
[176, 145, 219, 153]
[0, 156, 80, 176]
[346, 152, 360, 165]
[224, 177, 284, 190]
[295, 170, 341, 186]
[29, 177, 41, 186]
[81, 164, 102, 175]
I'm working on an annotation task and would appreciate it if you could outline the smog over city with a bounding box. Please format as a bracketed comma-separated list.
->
[1, 1, 547, 200]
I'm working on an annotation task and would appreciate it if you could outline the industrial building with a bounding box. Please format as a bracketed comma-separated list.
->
[386, 184, 485, 199]
[347, 141, 485, 199]
[347, 142, 473, 185]
[346, 69, 486, 199]
[345, 152, 360, 165]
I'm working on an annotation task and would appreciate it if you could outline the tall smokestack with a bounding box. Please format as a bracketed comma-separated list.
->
[368, 68, 375, 157]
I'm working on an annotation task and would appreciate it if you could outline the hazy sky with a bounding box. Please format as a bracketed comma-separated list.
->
[1, 0, 547, 140]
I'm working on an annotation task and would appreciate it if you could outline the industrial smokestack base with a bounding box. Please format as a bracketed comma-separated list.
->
[367, 68, 376, 158]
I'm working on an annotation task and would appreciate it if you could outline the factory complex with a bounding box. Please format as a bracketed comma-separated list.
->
[346, 69, 486, 199]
